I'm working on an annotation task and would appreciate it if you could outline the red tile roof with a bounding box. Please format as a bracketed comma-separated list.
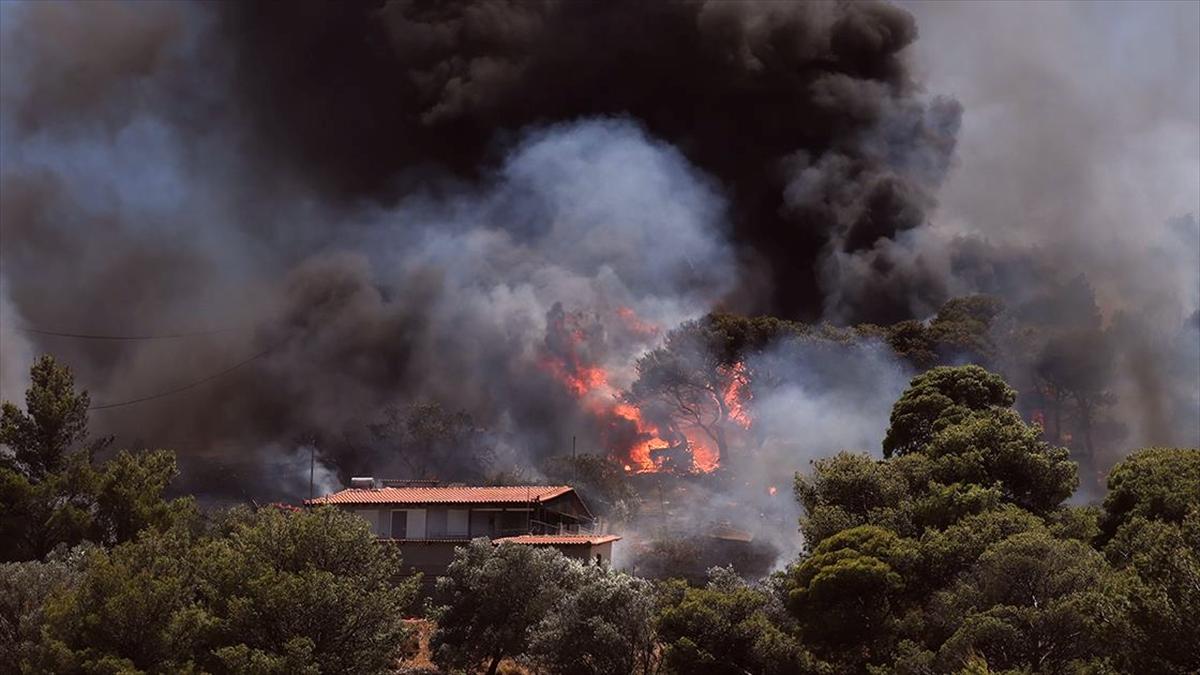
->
[493, 534, 621, 546]
[379, 538, 477, 544]
[304, 485, 574, 506]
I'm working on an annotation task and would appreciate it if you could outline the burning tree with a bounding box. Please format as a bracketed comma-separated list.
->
[535, 305, 755, 473]
[623, 319, 751, 470]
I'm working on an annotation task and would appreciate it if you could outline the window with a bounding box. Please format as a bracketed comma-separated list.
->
[499, 510, 526, 534]
[471, 510, 498, 536]
[426, 508, 448, 537]
[447, 509, 469, 537]
[406, 509, 427, 538]
[391, 510, 407, 539]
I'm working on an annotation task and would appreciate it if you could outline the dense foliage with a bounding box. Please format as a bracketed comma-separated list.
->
[0, 357, 420, 674]
[430, 540, 581, 675]
[526, 563, 658, 675]
[3, 506, 419, 674]
[656, 568, 818, 675]
[2, 353, 1196, 674]
[1098, 448, 1200, 673]
[0, 544, 93, 669]
[430, 540, 657, 675]
[779, 371, 1197, 674]
[0, 356, 193, 561]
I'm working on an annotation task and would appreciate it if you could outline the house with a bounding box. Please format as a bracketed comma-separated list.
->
[303, 479, 620, 587]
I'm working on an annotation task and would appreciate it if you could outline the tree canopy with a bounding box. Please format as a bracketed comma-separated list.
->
[656, 568, 819, 675]
[0, 355, 94, 480]
[784, 366, 1196, 673]
[2, 354, 1195, 674]
[28, 506, 418, 674]
[0, 356, 193, 561]
[527, 565, 657, 675]
[624, 319, 747, 466]
[1099, 446, 1200, 539]
[430, 539, 582, 675]
[883, 365, 1017, 458]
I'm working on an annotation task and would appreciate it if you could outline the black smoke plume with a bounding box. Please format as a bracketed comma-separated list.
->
[1, 1, 1195, 505]
[219, 0, 961, 319]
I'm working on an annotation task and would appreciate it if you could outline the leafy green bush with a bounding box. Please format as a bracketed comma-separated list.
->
[33, 507, 418, 674]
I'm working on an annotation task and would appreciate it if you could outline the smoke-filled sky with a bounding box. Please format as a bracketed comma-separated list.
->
[909, 0, 1199, 314]
[0, 1, 1196, 499]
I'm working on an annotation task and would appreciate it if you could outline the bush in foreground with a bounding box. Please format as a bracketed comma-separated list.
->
[26, 507, 418, 674]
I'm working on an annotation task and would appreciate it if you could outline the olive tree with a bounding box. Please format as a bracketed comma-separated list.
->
[527, 565, 657, 675]
[430, 540, 582, 675]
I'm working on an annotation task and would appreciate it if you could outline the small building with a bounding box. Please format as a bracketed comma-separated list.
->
[304, 480, 619, 588]
[493, 533, 621, 564]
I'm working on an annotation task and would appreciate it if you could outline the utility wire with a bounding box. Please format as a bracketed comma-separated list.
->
[16, 326, 230, 341]
[89, 342, 281, 410]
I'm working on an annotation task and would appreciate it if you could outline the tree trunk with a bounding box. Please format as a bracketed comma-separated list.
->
[708, 388, 729, 465]
[714, 423, 728, 465]
[1051, 394, 1063, 445]
[485, 652, 503, 675]
[1075, 394, 1099, 491]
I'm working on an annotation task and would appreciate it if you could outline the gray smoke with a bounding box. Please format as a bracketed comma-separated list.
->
[0, 0, 1196, 507]
[0, 1, 739, 493]
[905, 0, 1200, 455]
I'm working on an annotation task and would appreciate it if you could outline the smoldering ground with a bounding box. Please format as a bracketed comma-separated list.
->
[1, 0, 1197, 510]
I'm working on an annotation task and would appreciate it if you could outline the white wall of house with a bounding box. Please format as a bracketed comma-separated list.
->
[389, 508, 427, 539]
[342, 507, 426, 538]
[594, 541, 614, 564]
[344, 505, 537, 539]
[352, 508, 381, 535]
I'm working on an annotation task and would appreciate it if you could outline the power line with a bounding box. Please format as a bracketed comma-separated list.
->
[88, 343, 279, 410]
[17, 326, 230, 341]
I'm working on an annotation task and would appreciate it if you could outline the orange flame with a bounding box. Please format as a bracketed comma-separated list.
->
[612, 402, 670, 471]
[722, 362, 752, 429]
[538, 306, 754, 474]
[568, 366, 608, 396]
[615, 306, 660, 339]
[684, 430, 721, 472]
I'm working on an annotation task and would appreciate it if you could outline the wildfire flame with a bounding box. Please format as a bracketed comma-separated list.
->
[722, 361, 752, 429]
[542, 360, 608, 397]
[612, 402, 670, 470]
[686, 430, 721, 473]
[537, 306, 751, 474]
[615, 306, 660, 339]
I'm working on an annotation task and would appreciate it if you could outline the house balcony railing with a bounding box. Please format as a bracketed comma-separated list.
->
[379, 519, 603, 542]
[527, 519, 603, 536]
